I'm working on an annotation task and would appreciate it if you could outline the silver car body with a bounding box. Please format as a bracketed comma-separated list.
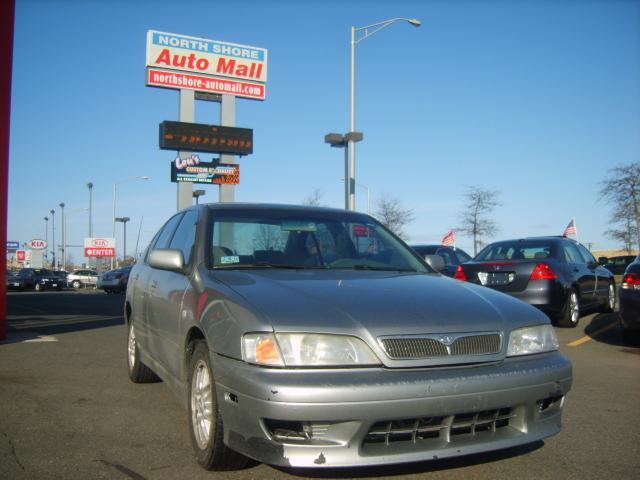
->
[126, 204, 572, 468]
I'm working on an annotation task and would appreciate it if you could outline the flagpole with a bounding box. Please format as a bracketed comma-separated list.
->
[574, 217, 579, 243]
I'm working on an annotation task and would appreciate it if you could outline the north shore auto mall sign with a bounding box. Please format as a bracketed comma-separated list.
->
[84, 238, 115, 257]
[146, 30, 267, 100]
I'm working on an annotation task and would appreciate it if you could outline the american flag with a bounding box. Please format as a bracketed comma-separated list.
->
[442, 229, 456, 246]
[563, 219, 576, 237]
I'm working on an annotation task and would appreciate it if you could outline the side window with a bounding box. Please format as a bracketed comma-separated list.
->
[576, 244, 596, 264]
[562, 242, 583, 264]
[436, 248, 458, 265]
[150, 214, 184, 252]
[455, 249, 472, 263]
[169, 210, 198, 265]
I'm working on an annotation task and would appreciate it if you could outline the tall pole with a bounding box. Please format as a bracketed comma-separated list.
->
[347, 26, 356, 211]
[50, 209, 56, 269]
[111, 183, 116, 270]
[59, 203, 65, 271]
[44, 216, 49, 265]
[219, 94, 237, 202]
[123, 220, 127, 266]
[87, 182, 93, 238]
[178, 89, 194, 209]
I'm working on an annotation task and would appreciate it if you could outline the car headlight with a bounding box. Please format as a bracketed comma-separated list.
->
[507, 324, 559, 356]
[242, 333, 381, 367]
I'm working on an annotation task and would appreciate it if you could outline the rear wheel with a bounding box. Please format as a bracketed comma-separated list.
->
[188, 340, 248, 470]
[34, 283, 43, 292]
[557, 289, 580, 328]
[127, 320, 159, 383]
[72, 280, 81, 289]
[600, 282, 616, 313]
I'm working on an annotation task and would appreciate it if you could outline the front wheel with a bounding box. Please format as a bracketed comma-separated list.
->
[72, 280, 81, 289]
[127, 320, 159, 383]
[600, 282, 616, 313]
[34, 283, 43, 292]
[557, 289, 580, 328]
[188, 341, 248, 471]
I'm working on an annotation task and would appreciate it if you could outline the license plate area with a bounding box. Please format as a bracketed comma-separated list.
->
[478, 272, 515, 286]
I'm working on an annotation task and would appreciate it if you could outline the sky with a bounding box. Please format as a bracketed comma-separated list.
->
[7, 0, 640, 265]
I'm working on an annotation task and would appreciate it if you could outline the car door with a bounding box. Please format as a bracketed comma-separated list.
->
[562, 241, 596, 307]
[577, 243, 610, 303]
[146, 211, 198, 380]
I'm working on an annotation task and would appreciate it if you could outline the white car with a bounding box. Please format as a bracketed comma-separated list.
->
[67, 269, 98, 289]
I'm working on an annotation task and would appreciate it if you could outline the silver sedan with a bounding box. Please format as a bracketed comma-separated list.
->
[125, 203, 572, 470]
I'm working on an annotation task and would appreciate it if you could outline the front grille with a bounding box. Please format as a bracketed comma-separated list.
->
[379, 333, 501, 359]
[364, 407, 514, 446]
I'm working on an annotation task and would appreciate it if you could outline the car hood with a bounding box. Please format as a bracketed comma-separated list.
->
[213, 269, 549, 365]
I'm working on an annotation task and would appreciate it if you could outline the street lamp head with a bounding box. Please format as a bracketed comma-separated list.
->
[50, 209, 54, 215]
[193, 189, 206, 197]
[115, 216, 130, 223]
[140, 176, 150, 180]
[59, 202, 65, 208]
[44, 216, 48, 221]
[87, 181, 93, 189]
[407, 18, 422, 27]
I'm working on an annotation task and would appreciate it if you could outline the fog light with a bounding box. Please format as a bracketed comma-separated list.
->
[537, 395, 564, 413]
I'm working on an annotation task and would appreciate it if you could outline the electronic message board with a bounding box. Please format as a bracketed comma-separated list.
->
[159, 121, 253, 156]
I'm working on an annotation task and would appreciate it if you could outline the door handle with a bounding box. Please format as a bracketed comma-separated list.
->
[151, 280, 158, 289]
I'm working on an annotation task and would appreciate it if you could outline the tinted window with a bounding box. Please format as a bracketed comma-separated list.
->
[562, 242, 582, 263]
[475, 242, 553, 261]
[152, 214, 184, 251]
[169, 210, 198, 265]
[576, 244, 596, 264]
[412, 246, 438, 256]
[455, 249, 472, 263]
[436, 248, 458, 265]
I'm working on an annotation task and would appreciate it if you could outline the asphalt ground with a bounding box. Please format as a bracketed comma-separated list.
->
[1, 290, 639, 480]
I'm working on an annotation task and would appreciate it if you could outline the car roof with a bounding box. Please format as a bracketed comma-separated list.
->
[486, 236, 576, 244]
[203, 202, 373, 219]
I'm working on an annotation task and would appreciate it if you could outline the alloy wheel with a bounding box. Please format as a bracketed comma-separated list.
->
[570, 292, 579, 325]
[191, 359, 213, 450]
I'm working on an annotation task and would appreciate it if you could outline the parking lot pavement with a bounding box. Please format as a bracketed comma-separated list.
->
[1, 291, 639, 479]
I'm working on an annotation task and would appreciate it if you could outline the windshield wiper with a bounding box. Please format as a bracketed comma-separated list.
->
[215, 262, 328, 270]
[350, 264, 417, 272]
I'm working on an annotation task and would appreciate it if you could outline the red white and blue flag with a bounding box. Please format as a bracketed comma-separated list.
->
[563, 219, 577, 237]
[442, 229, 456, 247]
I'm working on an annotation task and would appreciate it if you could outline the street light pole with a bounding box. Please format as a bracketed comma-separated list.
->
[44, 216, 49, 265]
[87, 182, 93, 238]
[112, 176, 149, 269]
[347, 17, 421, 211]
[50, 209, 55, 269]
[59, 202, 65, 271]
[115, 217, 130, 267]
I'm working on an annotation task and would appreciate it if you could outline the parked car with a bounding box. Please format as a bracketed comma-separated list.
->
[97, 266, 132, 294]
[619, 256, 640, 343]
[13, 268, 63, 291]
[6, 269, 25, 290]
[66, 269, 98, 289]
[599, 255, 636, 275]
[125, 204, 572, 470]
[455, 237, 616, 327]
[52, 270, 69, 282]
[410, 244, 472, 277]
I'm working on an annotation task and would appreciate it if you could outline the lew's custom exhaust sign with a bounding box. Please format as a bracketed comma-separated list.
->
[146, 31, 268, 83]
[171, 156, 239, 185]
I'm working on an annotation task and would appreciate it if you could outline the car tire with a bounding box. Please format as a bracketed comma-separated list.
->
[127, 320, 159, 383]
[72, 280, 81, 289]
[600, 282, 616, 313]
[34, 283, 43, 292]
[557, 289, 580, 328]
[187, 340, 249, 471]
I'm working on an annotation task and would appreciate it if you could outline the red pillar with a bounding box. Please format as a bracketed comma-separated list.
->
[0, 0, 16, 341]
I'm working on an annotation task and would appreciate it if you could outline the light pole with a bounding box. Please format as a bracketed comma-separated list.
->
[193, 189, 206, 205]
[59, 202, 65, 271]
[112, 176, 149, 268]
[115, 217, 130, 267]
[347, 17, 421, 210]
[50, 209, 56, 269]
[87, 182, 93, 238]
[338, 177, 371, 214]
[44, 216, 49, 266]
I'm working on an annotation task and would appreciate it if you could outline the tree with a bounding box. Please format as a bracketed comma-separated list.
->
[375, 195, 414, 240]
[302, 188, 324, 206]
[600, 163, 640, 250]
[458, 186, 501, 255]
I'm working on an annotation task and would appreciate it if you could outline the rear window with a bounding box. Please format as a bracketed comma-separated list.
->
[475, 242, 553, 261]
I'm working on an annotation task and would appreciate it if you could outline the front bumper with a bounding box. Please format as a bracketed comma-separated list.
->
[213, 352, 572, 468]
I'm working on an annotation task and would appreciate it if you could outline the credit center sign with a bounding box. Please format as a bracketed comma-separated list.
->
[84, 238, 115, 258]
[146, 31, 267, 100]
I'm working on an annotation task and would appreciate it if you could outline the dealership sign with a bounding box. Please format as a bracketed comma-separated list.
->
[147, 68, 266, 101]
[146, 31, 268, 83]
[171, 159, 239, 185]
[84, 237, 115, 257]
[6, 241, 19, 251]
[17, 250, 26, 262]
[27, 238, 47, 250]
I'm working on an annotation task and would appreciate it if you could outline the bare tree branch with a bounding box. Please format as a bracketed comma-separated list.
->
[302, 188, 324, 207]
[375, 195, 414, 240]
[599, 163, 640, 250]
[458, 186, 502, 255]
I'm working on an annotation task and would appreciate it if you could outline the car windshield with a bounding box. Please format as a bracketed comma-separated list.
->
[475, 241, 553, 261]
[33, 269, 53, 275]
[211, 211, 428, 272]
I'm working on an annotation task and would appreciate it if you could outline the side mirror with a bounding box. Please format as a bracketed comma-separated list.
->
[149, 248, 185, 273]
[424, 254, 446, 272]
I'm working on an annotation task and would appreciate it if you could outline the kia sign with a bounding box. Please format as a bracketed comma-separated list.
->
[146, 31, 268, 83]
[27, 238, 47, 250]
[147, 68, 266, 101]
[84, 237, 115, 258]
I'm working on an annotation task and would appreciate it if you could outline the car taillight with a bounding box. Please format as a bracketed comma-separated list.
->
[454, 265, 468, 281]
[622, 273, 640, 289]
[530, 263, 558, 281]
